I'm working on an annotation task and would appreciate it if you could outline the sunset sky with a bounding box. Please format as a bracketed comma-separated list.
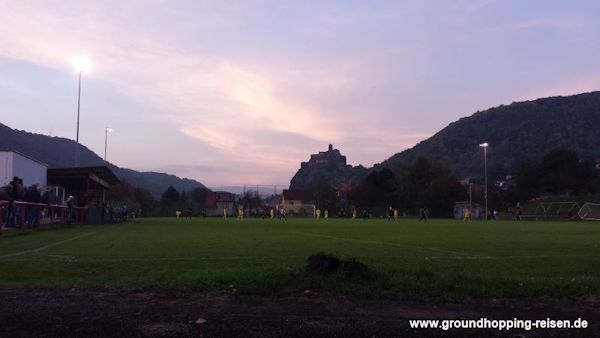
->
[1, 0, 599, 187]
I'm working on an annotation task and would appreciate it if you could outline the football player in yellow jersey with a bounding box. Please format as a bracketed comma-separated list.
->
[238, 205, 244, 220]
[463, 207, 471, 221]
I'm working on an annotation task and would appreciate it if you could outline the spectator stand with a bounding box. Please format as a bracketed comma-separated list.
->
[47, 166, 120, 225]
[1, 166, 120, 233]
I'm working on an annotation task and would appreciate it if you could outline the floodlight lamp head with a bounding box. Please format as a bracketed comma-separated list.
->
[105, 127, 113, 132]
[72, 55, 92, 73]
[479, 142, 489, 148]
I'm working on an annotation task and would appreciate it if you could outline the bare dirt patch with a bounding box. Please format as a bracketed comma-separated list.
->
[0, 289, 598, 337]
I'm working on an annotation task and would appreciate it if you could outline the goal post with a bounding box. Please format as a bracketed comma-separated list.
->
[578, 202, 600, 221]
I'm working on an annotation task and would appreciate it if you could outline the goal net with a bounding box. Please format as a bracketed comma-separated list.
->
[524, 201, 581, 220]
[578, 202, 600, 221]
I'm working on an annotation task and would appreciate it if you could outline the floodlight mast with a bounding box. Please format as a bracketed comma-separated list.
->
[104, 127, 113, 162]
[102, 127, 113, 203]
[479, 142, 489, 219]
[72, 56, 92, 167]
[75, 70, 82, 166]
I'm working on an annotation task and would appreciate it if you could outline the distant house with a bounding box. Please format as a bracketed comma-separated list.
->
[203, 191, 236, 216]
[215, 191, 235, 211]
[453, 201, 482, 219]
[0, 150, 48, 187]
[281, 189, 314, 216]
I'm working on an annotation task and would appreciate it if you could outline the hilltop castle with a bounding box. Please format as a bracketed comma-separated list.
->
[300, 144, 351, 170]
[290, 144, 366, 190]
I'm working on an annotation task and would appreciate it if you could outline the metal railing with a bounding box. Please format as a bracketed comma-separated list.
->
[0, 200, 88, 232]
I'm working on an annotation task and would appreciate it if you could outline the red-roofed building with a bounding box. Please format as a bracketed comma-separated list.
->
[203, 191, 236, 216]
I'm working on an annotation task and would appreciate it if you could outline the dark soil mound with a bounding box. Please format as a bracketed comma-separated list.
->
[306, 253, 373, 279]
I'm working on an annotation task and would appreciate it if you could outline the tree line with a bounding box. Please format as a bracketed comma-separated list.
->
[106, 184, 212, 217]
[310, 149, 600, 217]
[347, 157, 463, 217]
[508, 149, 600, 203]
[107, 148, 599, 218]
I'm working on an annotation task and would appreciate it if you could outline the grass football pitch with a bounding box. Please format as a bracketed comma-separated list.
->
[1, 217, 599, 299]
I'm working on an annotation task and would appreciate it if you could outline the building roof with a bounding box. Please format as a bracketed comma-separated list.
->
[214, 191, 235, 202]
[47, 166, 120, 191]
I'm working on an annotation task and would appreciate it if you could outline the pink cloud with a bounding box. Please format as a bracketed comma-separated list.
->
[2, 1, 596, 187]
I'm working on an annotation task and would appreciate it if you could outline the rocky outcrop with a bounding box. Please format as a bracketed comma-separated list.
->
[289, 144, 368, 189]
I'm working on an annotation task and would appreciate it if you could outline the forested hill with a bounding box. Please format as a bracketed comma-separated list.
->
[0, 123, 205, 198]
[376, 91, 600, 179]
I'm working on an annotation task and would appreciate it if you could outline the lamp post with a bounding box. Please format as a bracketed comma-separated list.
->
[479, 142, 489, 220]
[102, 127, 113, 203]
[72, 56, 92, 167]
[104, 127, 113, 162]
[469, 182, 473, 205]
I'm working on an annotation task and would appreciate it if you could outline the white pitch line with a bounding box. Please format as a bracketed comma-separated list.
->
[289, 232, 600, 261]
[34, 254, 77, 261]
[78, 255, 308, 262]
[0, 255, 309, 262]
[427, 254, 600, 260]
[289, 230, 472, 257]
[0, 232, 95, 259]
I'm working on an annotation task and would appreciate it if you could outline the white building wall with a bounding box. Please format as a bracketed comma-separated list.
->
[0, 151, 14, 187]
[0, 151, 47, 187]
